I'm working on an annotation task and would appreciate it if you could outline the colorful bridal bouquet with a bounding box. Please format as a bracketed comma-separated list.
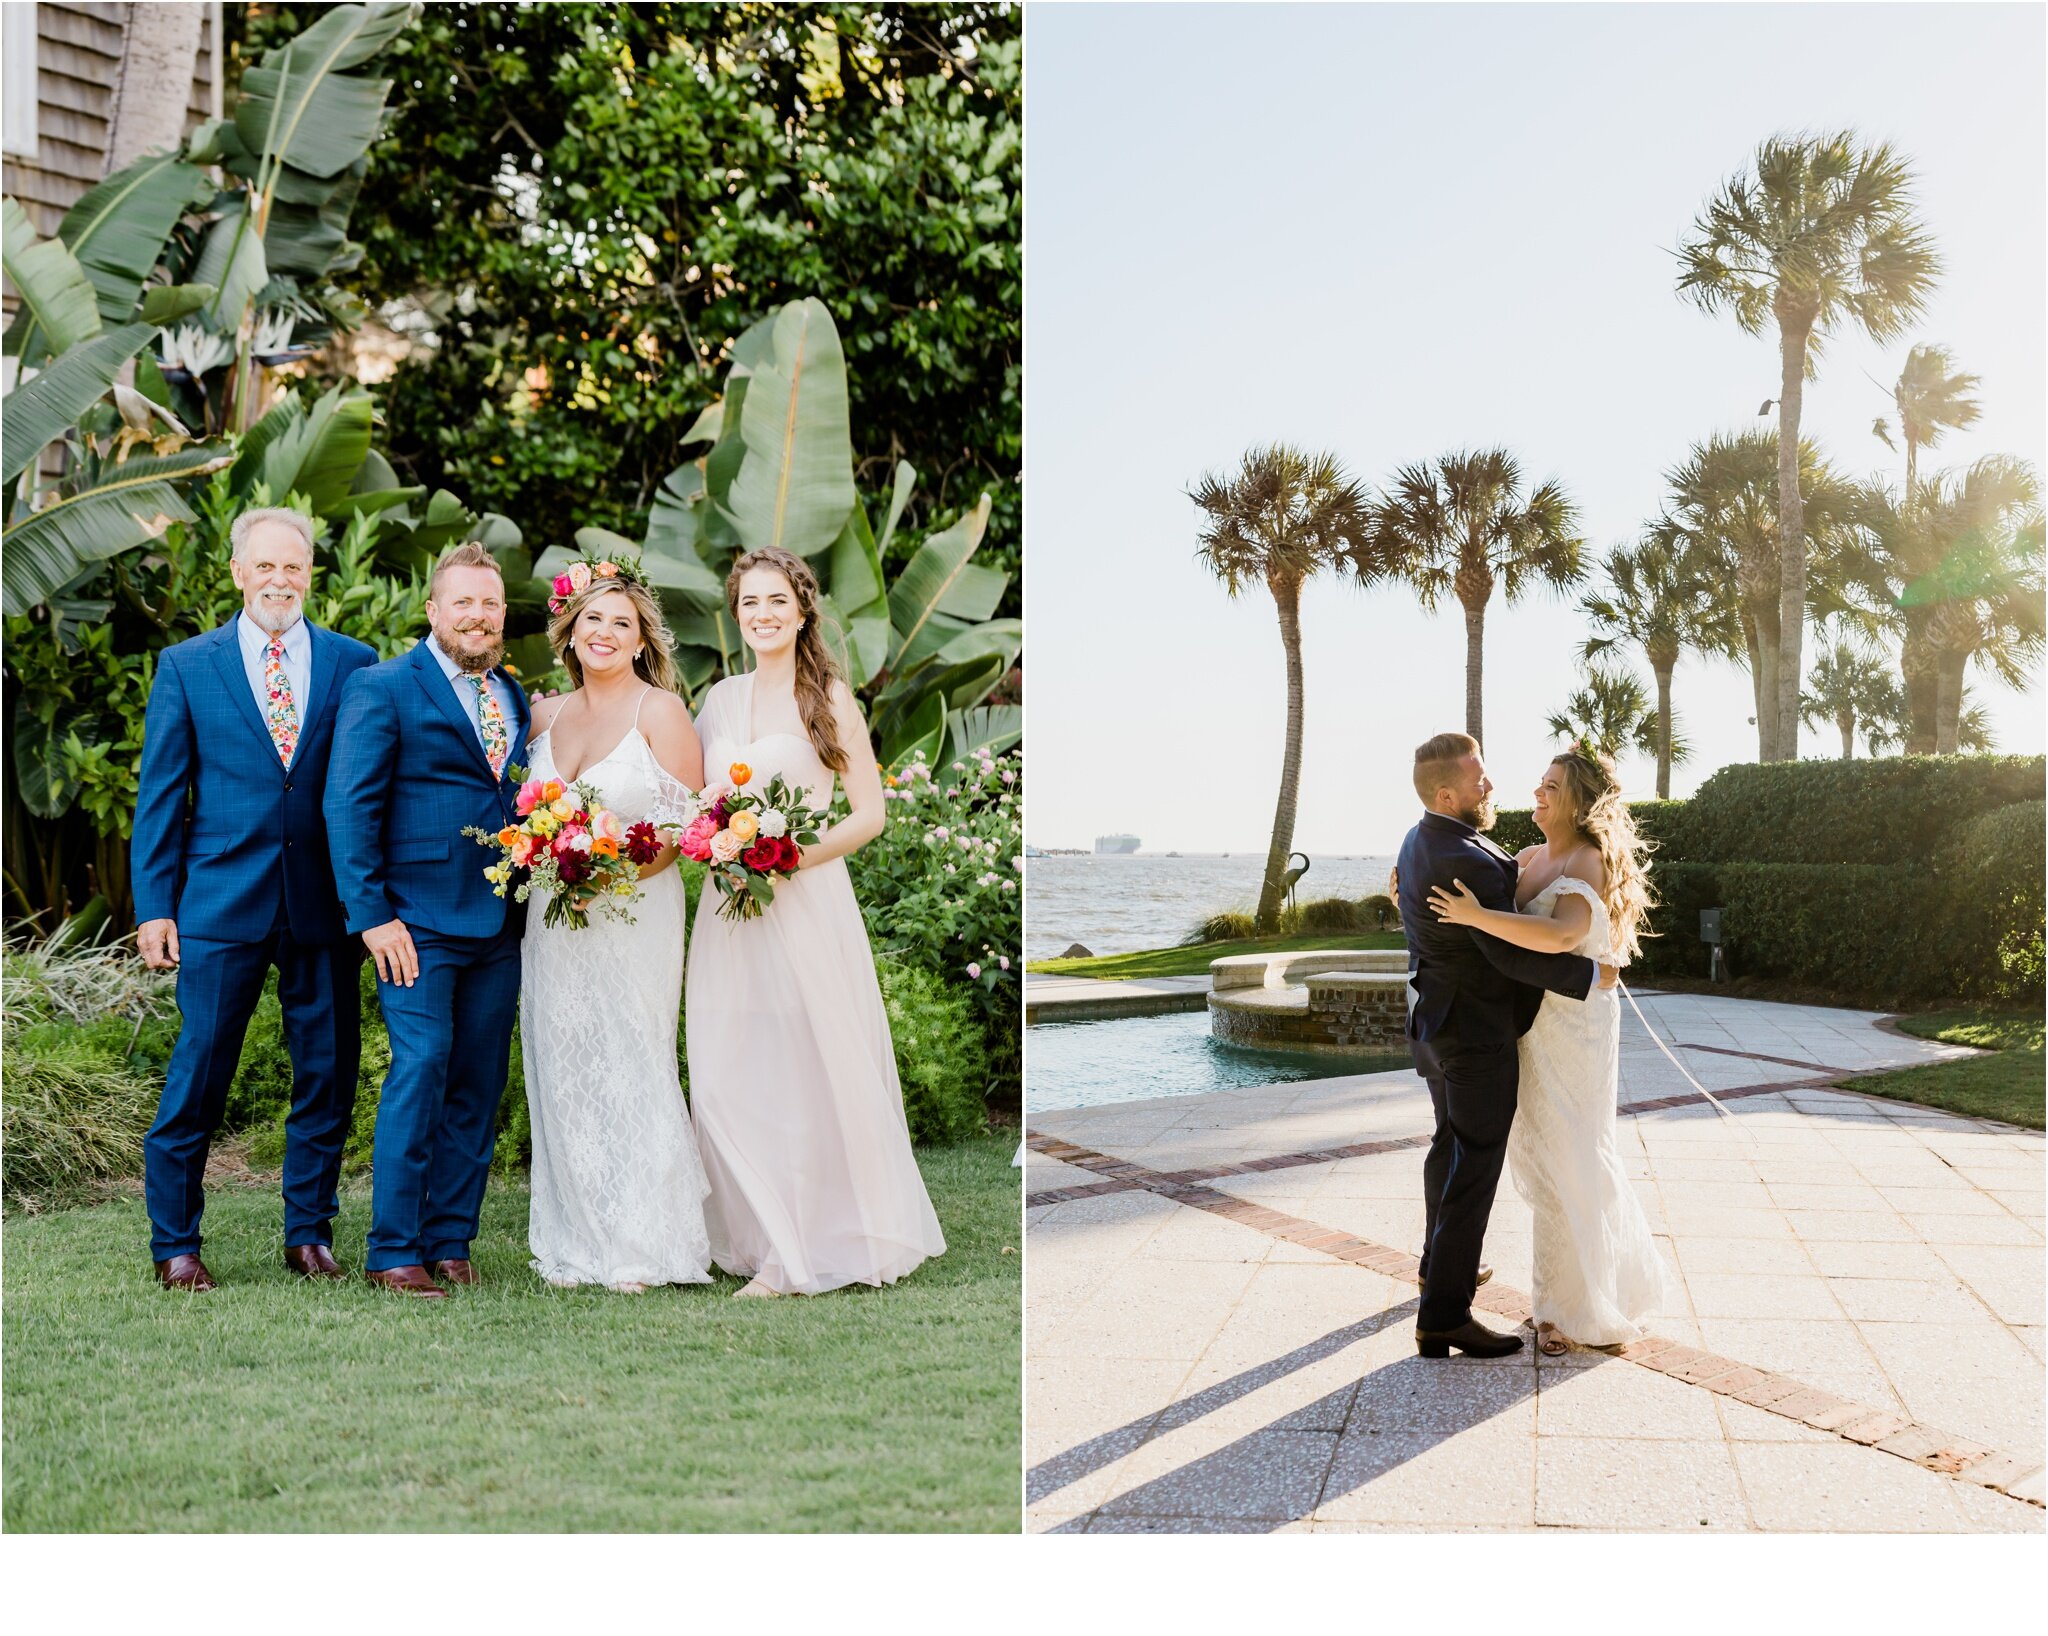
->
[464, 770, 667, 930]
[678, 760, 828, 922]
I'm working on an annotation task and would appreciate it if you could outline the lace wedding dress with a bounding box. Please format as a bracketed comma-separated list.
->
[522, 701, 713, 1289]
[684, 674, 946, 1295]
[1509, 876, 1669, 1344]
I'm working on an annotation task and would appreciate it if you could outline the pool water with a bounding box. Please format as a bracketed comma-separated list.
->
[1027, 1009, 1413, 1112]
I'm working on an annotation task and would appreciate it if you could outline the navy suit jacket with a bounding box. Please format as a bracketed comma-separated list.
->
[131, 620, 376, 944]
[324, 639, 531, 939]
[1396, 811, 1597, 1049]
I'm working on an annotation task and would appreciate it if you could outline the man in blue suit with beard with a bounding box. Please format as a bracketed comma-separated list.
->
[1395, 732, 1618, 1357]
[325, 542, 529, 1299]
[133, 508, 377, 1291]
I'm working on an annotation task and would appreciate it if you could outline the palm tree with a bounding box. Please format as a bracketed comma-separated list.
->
[1545, 666, 1686, 767]
[1192, 444, 1370, 933]
[1867, 682, 1998, 756]
[1873, 343, 1982, 503]
[1678, 131, 1940, 760]
[1354, 448, 1583, 746]
[1800, 632, 1901, 759]
[1654, 429, 1863, 761]
[1581, 531, 1740, 797]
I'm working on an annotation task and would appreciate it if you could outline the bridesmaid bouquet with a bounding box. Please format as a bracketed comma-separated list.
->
[464, 771, 667, 931]
[676, 761, 827, 923]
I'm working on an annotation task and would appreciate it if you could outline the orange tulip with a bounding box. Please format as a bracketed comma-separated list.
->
[497, 826, 520, 847]
[542, 779, 565, 802]
[730, 762, 752, 786]
[593, 836, 620, 859]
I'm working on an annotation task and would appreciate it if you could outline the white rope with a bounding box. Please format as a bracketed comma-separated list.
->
[1618, 979, 1746, 1127]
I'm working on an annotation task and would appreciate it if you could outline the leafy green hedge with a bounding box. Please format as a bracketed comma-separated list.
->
[1489, 799, 1695, 859]
[1633, 862, 1724, 979]
[1684, 756, 2044, 867]
[1714, 862, 1927, 1000]
[1933, 800, 2046, 1002]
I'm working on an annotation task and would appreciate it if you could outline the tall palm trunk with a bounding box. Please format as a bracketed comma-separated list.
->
[1773, 305, 1816, 761]
[1836, 709, 1856, 759]
[1738, 594, 1780, 762]
[1932, 643, 1968, 755]
[1454, 555, 1493, 744]
[104, 4, 204, 174]
[1254, 573, 1306, 934]
[1651, 661, 1675, 797]
[1900, 619, 1938, 754]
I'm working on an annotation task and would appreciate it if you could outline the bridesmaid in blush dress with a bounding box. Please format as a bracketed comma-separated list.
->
[684, 545, 945, 1297]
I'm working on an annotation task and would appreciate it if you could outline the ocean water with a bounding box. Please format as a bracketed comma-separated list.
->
[1026, 852, 1397, 961]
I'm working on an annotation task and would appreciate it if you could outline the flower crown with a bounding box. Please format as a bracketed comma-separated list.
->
[548, 553, 651, 614]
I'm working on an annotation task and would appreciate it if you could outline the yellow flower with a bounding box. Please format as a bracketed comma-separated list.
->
[728, 810, 759, 844]
[550, 796, 577, 821]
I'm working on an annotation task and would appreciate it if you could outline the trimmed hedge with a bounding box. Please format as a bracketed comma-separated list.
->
[1489, 799, 1694, 859]
[1934, 800, 2046, 1002]
[1633, 862, 1724, 980]
[1685, 756, 2044, 868]
[1714, 863, 1927, 1001]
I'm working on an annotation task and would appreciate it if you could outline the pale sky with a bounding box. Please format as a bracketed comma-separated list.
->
[1024, 1, 2046, 854]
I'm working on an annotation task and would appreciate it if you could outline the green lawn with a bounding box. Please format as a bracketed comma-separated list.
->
[2, 1134, 1019, 1532]
[1030, 931, 1404, 981]
[1846, 1008, 2045, 1130]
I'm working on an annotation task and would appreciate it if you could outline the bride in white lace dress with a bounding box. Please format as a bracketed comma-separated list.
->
[685, 546, 945, 1298]
[520, 568, 713, 1292]
[1430, 745, 1669, 1351]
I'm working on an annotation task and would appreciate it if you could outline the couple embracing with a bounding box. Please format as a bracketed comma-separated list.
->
[1395, 731, 1667, 1360]
[134, 508, 942, 1300]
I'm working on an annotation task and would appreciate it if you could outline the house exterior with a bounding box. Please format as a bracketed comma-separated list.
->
[2, 2, 222, 237]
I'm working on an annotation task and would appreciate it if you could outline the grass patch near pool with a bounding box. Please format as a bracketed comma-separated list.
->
[1845, 1008, 2045, 1130]
[2, 1135, 1019, 1532]
[1030, 931, 1404, 981]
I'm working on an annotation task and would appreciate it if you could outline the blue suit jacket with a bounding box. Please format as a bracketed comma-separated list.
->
[324, 639, 531, 938]
[130, 621, 376, 944]
[1396, 811, 1596, 1048]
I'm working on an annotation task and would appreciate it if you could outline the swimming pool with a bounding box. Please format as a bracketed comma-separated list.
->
[1027, 1009, 1413, 1112]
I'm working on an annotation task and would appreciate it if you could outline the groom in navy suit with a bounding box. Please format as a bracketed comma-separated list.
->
[132, 508, 376, 1290]
[326, 542, 529, 1298]
[1395, 732, 1616, 1357]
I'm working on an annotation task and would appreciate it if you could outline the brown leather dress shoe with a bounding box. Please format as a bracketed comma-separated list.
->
[285, 1244, 345, 1280]
[365, 1265, 449, 1299]
[155, 1254, 217, 1292]
[429, 1258, 479, 1287]
[1477, 1263, 1494, 1287]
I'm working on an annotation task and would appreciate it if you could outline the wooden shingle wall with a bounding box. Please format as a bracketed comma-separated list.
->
[4, 3, 221, 237]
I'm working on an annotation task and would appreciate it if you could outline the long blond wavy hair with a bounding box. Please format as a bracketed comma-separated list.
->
[726, 546, 848, 773]
[546, 577, 681, 695]
[1549, 745, 1655, 961]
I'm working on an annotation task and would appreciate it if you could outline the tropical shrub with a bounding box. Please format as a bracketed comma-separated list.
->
[1714, 862, 1926, 1001]
[1631, 861, 1724, 979]
[878, 958, 990, 1145]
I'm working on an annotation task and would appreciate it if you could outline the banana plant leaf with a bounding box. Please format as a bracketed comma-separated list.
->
[137, 283, 217, 327]
[725, 297, 857, 559]
[670, 605, 745, 679]
[43, 892, 112, 951]
[2, 198, 102, 362]
[873, 459, 917, 562]
[11, 700, 93, 819]
[5, 153, 211, 357]
[1, 322, 158, 487]
[932, 616, 1023, 673]
[258, 384, 372, 515]
[233, 3, 409, 183]
[886, 492, 994, 671]
[645, 461, 706, 560]
[193, 206, 268, 332]
[878, 687, 947, 770]
[1, 446, 234, 615]
[944, 704, 1022, 764]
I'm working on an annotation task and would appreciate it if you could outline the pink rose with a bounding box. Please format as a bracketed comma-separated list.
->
[709, 828, 744, 864]
[550, 574, 574, 599]
[591, 808, 621, 842]
[510, 835, 536, 867]
[515, 779, 543, 816]
[567, 562, 592, 594]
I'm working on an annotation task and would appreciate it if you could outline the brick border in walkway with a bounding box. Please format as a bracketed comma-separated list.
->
[1024, 1130, 2046, 1510]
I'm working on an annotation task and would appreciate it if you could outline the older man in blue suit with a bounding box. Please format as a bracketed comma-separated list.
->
[326, 542, 529, 1299]
[132, 508, 377, 1291]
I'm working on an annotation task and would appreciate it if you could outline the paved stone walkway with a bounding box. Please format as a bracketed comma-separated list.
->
[1025, 992, 2045, 1532]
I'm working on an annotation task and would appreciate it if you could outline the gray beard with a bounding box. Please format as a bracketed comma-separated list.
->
[247, 598, 302, 636]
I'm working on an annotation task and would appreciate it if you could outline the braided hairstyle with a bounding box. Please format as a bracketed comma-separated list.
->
[1550, 744, 1655, 960]
[726, 545, 848, 773]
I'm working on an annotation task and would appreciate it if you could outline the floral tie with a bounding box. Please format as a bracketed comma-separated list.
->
[468, 673, 509, 778]
[262, 633, 299, 768]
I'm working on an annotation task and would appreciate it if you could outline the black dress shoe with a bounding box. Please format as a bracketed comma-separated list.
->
[1415, 1318, 1525, 1359]
[1476, 1263, 1494, 1287]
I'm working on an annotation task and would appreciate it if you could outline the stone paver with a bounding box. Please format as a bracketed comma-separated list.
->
[1026, 992, 2044, 1533]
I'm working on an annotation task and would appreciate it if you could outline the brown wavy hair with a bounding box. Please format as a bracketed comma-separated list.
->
[1548, 745, 1655, 961]
[546, 577, 680, 695]
[726, 546, 848, 773]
